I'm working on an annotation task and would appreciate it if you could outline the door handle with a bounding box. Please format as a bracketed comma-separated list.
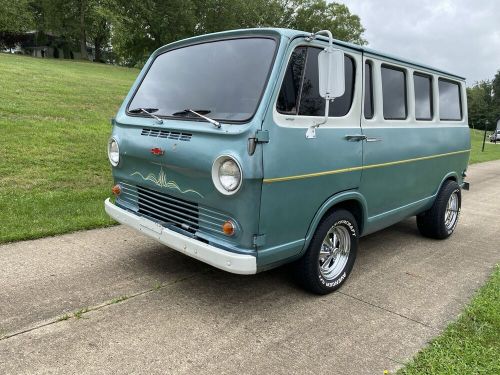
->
[345, 134, 382, 142]
[345, 134, 367, 142]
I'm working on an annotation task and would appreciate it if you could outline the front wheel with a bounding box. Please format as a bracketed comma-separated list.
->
[295, 209, 358, 294]
[417, 180, 461, 239]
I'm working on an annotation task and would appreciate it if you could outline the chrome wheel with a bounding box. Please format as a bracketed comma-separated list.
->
[318, 224, 351, 281]
[444, 191, 459, 230]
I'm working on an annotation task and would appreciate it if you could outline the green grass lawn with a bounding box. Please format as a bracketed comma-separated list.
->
[399, 266, 500, 375]
[469, 129, 500, 164]
[0, 53, 138, 243]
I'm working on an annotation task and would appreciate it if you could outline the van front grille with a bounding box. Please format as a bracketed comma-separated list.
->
[141, 128, 192, 141]
[137, 185, 199, 232]
[117, 183, 228, 235]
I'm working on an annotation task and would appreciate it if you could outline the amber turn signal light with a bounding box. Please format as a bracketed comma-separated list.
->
[222, 220, 235, 236]
[111, 184, 121, 196]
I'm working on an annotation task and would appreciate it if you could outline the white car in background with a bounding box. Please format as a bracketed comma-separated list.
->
[490, 130, 500, 142]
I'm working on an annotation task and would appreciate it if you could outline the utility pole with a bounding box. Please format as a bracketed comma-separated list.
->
[482, 120, 489, 152]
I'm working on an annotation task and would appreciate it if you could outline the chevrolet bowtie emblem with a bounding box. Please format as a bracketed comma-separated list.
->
[150, 147, 165, 156]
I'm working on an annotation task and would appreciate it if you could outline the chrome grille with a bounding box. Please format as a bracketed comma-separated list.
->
[118, 182, 227, 234]
[138, 186, 199, 231]
[141, 128, 192, 141]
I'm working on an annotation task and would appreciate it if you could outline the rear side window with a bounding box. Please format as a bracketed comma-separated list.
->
[381, 65, 407, 120]
[364, 61, 374, 119]
[277, 46, 355, 117]
[438, 79, 462, 120]
[413, 73, 432, 120]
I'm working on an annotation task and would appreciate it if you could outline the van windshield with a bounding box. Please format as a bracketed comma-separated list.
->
[128, 37, 277, 123]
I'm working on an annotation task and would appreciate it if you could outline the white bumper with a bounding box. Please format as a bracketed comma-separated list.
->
[104, 199, 256, 274]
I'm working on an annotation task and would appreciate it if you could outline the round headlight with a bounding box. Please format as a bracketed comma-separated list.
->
[212, 156, 242, 195]
[108, 137, 120, 166]
[219, 160, 241, 191]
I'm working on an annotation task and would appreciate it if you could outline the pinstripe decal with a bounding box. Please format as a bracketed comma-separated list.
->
[263, 149, 470, 183]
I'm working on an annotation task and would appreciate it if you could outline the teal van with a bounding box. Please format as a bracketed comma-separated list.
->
[105, 28, 470, 294]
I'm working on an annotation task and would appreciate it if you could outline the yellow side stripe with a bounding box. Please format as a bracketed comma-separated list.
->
[263, 149, 471, 184]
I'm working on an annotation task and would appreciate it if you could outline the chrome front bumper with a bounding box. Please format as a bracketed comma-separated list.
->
[104, 199, 256, 275]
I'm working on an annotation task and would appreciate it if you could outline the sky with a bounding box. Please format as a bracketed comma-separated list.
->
[340, 0, 500, 85]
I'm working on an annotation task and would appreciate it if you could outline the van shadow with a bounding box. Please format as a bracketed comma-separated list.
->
[131, 217, 423, 304]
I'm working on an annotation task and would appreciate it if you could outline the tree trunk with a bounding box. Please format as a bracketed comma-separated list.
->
[79, 0, 88, 60]
[94, 38, 102, 63]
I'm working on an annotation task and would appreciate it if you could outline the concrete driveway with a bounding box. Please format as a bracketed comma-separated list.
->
[1, 161, 499, 374]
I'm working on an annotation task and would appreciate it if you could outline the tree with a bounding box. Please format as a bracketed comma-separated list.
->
[87, 2, 111, 62]
[193, 0, 293, 35]
[107, 0, 366, 67]
[2, 0, 366, 65]
[0, 0, 34, 34]
[41, 0, 90, 59]
[467, 79, 500, 130]
[104, 0, 197, 66]
[40, 0, 113, 60]
[493, 70, 500, 107]
[193, 0, 366, 45]
[287, 0, 366, 45]
[0, 0, 35, 49]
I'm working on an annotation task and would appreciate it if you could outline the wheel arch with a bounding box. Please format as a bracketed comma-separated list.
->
[302, 191, 368, 253]
[436, 171, 460, 195]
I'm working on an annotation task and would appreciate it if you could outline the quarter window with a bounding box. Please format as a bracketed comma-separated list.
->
[413, 73, 433, 120]
[277, 46, 355, 117]
[438, 79, 462, 120]
[381, 66, 407, 120]
[364, 61, 374, 119]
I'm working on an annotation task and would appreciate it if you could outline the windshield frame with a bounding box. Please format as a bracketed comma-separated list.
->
[126, 35, 280, 125]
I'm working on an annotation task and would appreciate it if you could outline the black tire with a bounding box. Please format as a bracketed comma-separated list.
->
[417, 180, 461, 239]
[295, 209, 358, 295]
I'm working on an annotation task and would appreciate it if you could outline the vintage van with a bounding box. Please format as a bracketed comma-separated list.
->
[105, 28, 470, 294]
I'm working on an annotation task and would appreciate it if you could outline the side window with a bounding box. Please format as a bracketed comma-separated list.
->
[381, 65, 407, 120]
[413, 73, 433, 120]
[438, 79, 462, 120]
[364, 61, 374, 119]
[299, 48, 355, 116]
[277, 46, 355, 117]
[276, 47, 307, 114]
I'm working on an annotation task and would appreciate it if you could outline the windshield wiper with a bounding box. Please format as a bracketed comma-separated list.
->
[173, 109, 220, 129]
[129, 107, 163, 124]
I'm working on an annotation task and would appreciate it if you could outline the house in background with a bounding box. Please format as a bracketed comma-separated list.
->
[10, 31, 94, 60]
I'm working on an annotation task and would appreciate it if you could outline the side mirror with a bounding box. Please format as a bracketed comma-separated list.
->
[304, 30, 346, 139]
[318, 48, 345, 99]
[306, 47, 346, 139]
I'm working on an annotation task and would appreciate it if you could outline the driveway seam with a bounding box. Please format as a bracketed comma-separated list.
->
[338, 291, 436, 330]
[0, 272, 204, 342]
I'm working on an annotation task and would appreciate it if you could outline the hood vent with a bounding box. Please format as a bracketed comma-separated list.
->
[141, 128, 192, 142]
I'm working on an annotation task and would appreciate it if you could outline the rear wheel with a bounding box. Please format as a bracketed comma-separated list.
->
[417, 180, 461, 239]
[295, 209, 358, 294]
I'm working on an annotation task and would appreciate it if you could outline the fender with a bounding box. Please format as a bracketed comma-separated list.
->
[301, 190, 368, 255]
[434, 171, 460, 197]
[438, 171, 459, 188]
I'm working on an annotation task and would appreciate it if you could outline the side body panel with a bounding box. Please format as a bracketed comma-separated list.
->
[360, 54, 470, 235]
